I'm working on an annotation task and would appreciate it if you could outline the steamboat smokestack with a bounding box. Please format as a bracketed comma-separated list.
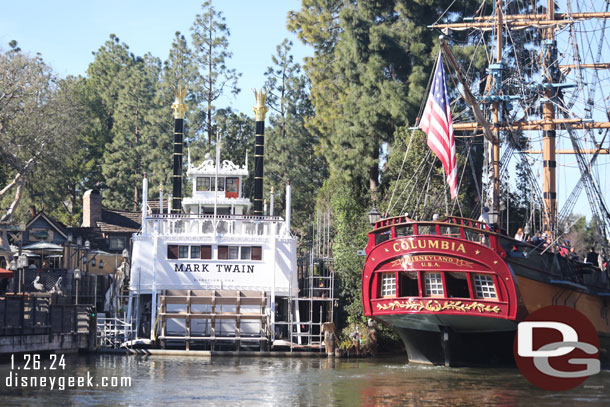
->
[171, 87, 187, 214]
[253, 89, 268, 216]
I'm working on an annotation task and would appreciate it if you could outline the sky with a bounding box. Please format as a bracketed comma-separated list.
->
[0, 0, 311, 115]
[1, 1, 607, 224]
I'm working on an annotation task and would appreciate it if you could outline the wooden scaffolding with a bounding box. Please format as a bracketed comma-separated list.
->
[158, 289, 268, 351]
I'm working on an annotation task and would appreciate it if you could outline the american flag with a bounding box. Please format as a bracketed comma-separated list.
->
[419, 52, 458, 199]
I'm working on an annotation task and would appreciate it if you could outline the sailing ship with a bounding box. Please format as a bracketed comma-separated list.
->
[362, 0, 610, 366]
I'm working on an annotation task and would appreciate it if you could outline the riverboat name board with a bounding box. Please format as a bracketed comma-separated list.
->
[173, 263, 256, 274]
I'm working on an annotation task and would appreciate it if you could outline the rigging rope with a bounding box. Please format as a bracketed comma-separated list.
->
[385, 129, 416, 216]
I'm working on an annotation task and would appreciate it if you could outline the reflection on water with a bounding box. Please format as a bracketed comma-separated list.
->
[0, 354, 608, 406]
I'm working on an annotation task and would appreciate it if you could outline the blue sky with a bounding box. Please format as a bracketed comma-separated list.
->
[2, 1, 607, 222]
[0, 0, 311, 115]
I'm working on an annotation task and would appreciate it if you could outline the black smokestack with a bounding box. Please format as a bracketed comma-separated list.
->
[253, 89, 268, 216]
[171, 87, 187, 214]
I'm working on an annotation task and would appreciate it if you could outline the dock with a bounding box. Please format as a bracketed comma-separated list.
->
[0, 293, 95, 354]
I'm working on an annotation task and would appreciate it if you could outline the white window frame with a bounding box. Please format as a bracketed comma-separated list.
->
[424, 272, 444, 296]
[380, 273, 396, 297]
[473, 274, 497, 299]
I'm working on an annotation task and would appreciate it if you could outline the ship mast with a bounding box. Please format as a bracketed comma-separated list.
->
[542, 0, 557, 232]
[491, 0, 503, 225]
[433, 1, 610, 236]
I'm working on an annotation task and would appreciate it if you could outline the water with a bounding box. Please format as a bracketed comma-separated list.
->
[0, 354, 608, 406]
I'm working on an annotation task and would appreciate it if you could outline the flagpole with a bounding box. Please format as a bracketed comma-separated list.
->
[418, 51, 458, 201]
[214, 130, 220, 229]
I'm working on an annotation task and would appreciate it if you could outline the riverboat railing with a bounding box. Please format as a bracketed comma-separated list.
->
[141, 213, 290, 238]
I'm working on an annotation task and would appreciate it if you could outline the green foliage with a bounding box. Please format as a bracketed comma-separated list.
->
[264, 39, 327, 241]
[190, 0, 241, 144]
[319, 178, 369, 327]
[0, 47, 82, 222]
[565, 215, 604, 258]
[101, 53, 165, 210]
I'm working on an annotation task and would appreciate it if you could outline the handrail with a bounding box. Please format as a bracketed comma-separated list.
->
[371, 216, 490, 235]
[147, 213, 284, 221]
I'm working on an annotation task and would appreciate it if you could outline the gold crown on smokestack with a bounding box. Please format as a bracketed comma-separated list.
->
[172, 86, 187, 119]
[253, 88, 268, 121]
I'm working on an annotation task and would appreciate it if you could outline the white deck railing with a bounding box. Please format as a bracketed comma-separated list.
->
[142, 214, 288, 238]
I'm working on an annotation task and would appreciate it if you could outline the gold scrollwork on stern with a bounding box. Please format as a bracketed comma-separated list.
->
[376, 299, 501, 314]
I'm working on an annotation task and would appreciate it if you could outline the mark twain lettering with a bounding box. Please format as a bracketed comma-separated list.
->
[174, 263, 255, 273]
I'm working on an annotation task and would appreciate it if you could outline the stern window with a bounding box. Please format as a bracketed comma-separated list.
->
[380, 273, 397, 297]
[424, 273, 444, 296]
[445, 272, 470, 298]
[375, 231, 391, 245]
[473, 274, 497, 299]
[399, 271, 419, 297]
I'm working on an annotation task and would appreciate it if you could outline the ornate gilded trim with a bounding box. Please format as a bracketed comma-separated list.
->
[391, 255, 474, 269]
[253, 88, 268, 121]
[376, 299, 501, 314]
[172, 86, 187, 119]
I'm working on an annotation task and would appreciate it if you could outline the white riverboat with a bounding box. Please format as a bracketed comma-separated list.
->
[124, 90, 299, 350]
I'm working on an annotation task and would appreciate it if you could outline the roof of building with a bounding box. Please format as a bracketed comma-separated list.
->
[98, 209, 141, 234]
[26, 212, 69, 240]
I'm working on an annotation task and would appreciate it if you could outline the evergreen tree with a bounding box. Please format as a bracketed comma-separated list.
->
[288, 0, 482, 332]
[102, 57, 162, 210]
[86, 35, 135, 133]
[26, 76, 93, 225]
[264, 39, 327, 239]
[190, 0, 241, 145]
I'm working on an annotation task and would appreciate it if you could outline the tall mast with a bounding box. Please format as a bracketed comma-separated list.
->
[542, 0, 557, 231]
[490, 0, 503, 224]
[434, 3, 610, 232]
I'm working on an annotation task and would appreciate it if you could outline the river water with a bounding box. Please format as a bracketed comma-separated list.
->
[0, 353, 608, 406]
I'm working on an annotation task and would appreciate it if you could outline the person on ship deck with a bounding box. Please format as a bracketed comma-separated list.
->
[559, 240, 571, 257]
[514, 227, 524, 241]
[586, 247, 599, 265]
[569, 247, 579, 261]
[530, 232, 544, 248]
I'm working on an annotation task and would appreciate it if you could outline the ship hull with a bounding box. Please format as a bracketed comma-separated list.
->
[394, 325, 516, 367]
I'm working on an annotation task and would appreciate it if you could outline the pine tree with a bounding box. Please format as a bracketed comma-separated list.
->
[102, 57, 161, 210]
[264, 39, 327, 239]
[190, 0, 241, 145]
